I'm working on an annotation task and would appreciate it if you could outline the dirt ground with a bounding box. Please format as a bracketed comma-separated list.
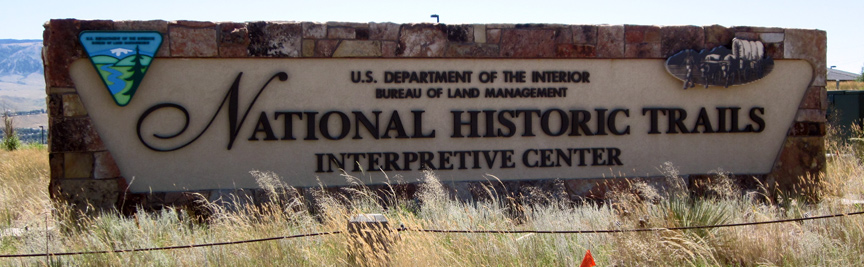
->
[10, 113, 47, 129]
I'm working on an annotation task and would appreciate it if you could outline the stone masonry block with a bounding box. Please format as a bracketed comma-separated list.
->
[326, 22, 369, 28]
[369, 23, 400, 40]
[734, 32, 759, 41]
[62, 94, 87, 117]
[174, 20, 216, 28]
[139, 192, 166, 208]
[48, 93, 62, 118]
[760, 33, 784, 43]
[315, 40, 340, 57]
[44, 19, 82, 88]
[219, 22, 250, 57]
[625, 43, 661, 58]
[564, 178, 605, 198]
[302, 39, 315, 57]
[790, 122, 826, 137]
[169, 25, 218, 57]
[784, 29, 826, 87]
[398, 24, 447, 57]
[163, 192, 206, 205]
[486, 29, 501, 43]
[333, 41, 382, 57]
[510, 23, 541, 29]
[500, 29, 556, 57]
[660, 25, 704, 58]
[50, 117, 105, 152]
[446, 25, 473, 42]
[704, 25, 733, 48]
[48, 87, 76, 94]
[767, 136, 825, 199]
[485, 24, 515, 29]
[114, 20, 168, 32]
[474, 24, 486, 43]
[799, 86, 826, 110]
[80, 20, 114, 31]
[446, 43, 499, 57]
[596, 25, 624, 58]
[355, 28, 369, 40]
[50, 178, 123, 211]
[554, 27, 573, 44]
[94, 151, 121, 179]
[563, 177, 668, 200]
[624, 25, 660, 43]
[49, 153, 63, 180]
[623, 25, 661, 58]
[444, 182, 475, 202]
[382, 41, 398, 57]
[556, 44, 596, 58]
[64, 152, 93, 179]
[765, 43, 784, 59]
[795, 109, 827, 123]
[328, 27, 356, 39]
[730, 26, 784, 33]
[572, 25, 597, 44]
[247, 22, 302, 57]
[302, 22, 327, 39]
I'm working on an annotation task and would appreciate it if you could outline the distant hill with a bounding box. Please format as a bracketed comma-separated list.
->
[0, 40, 43, 76]
[0, 39, 45, 111]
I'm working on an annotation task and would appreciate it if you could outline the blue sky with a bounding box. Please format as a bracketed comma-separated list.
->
[2, 0, 862, 73]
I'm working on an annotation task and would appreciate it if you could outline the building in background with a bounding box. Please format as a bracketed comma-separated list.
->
[827, 67, 861, 90]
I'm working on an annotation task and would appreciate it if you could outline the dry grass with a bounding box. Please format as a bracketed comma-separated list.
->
[827, 80, 864, 91]
[0, 145, 49, 233]
[0, 136, 862, 266]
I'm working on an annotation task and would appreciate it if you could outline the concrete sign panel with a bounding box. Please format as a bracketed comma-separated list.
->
[70, 58, 812, 192]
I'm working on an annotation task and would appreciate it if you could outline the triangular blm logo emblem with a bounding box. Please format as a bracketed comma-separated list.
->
[79, 31, 162, 106]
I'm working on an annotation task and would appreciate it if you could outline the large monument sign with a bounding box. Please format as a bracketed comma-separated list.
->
[44, 20, 827, 210]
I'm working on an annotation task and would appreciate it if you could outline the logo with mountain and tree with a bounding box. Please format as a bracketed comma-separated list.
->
[79, 31, 162, 106]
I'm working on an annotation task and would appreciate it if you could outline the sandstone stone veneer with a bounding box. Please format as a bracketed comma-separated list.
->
[43, 20, 827, 212]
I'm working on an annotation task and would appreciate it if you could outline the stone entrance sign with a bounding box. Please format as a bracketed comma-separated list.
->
[43, 20, 827, 210]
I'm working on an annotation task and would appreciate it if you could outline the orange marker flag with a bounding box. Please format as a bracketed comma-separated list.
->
[580, 249, 596, 267]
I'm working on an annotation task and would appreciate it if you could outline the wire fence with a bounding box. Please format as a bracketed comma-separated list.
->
[0, 231, 343, 258]
[402, 210, 864, 234]
[1, 210, 862, 259]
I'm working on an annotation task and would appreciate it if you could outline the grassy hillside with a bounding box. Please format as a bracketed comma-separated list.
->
[0, 73, 46, 112]
[0, 96, 44, 113]
[0, 133, 862, 266]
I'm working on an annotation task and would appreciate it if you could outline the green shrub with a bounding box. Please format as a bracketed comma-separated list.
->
[1, 134, 20, 151]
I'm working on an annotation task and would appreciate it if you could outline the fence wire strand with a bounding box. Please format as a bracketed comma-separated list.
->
[401, 210, 864, 234]
[0, 231, 343, 258]
[1, 210, 861, 258]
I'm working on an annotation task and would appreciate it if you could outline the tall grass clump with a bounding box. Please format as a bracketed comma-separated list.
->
[0, 128, 862, 265]
[0, 144, 49, 259]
